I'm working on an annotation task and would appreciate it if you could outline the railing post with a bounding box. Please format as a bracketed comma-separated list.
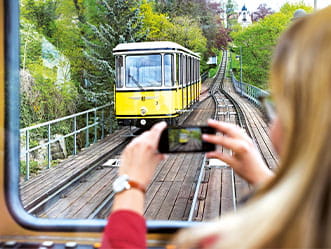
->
[85, 112, 89, 148]
[94, 109, 97, 143]
[25, 130, 30, 181]
[101, 109, 105, 139]
[47, 124, 51, 169]
[73, 116, 77, 155]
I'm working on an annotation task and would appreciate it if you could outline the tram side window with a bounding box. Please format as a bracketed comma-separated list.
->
[164, 54, 174, 87]
[176, 54, 180, 86]
[115, 56, 124, 88]
[198, 61, 200, 79]
[197, 60, 199, 81]
[193, 59, 196, 83]
[182, 55, 186, 86]
[187, 57, 190, 84]
[126, 54, 162, 88]
[196, 59, 198, 82]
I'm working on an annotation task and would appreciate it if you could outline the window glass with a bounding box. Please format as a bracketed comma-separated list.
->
[12, 0, 218, 229]
[126, 54, 162, 88]
[182, 55, 186, 86]
[115, 56, 124, 88]
[187, 57, 190, 84]
[193, 59, 196, 82]
[176, 54, 180, 86]
[164, 54, 174, 87]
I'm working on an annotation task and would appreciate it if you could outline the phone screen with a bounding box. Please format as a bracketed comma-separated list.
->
[158, 126, 215, 153]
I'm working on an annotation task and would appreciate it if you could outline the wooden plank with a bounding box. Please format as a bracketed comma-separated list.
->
[154, 155, 177, 182]
[156, 181, 182, 220]
[203, 168, 222, 220]
[220, 168, 235, 216]
[144, 181, 172, 220]
[42, 167, 117, 218]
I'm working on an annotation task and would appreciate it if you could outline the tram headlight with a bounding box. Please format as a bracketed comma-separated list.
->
[140, 107, 147, 116]
[140, 119, 147, 126]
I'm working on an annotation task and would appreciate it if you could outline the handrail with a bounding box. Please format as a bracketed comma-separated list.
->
[20, 103, 114, 181]
[231, 73, 269, 106]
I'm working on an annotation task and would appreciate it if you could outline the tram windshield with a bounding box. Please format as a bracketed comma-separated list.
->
[126, 54, 162, 88]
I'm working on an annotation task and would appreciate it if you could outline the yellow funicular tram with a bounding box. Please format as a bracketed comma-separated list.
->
[113, 41, 201, 127]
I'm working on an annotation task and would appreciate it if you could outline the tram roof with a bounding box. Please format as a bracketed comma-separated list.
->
[113, 41, 200, 58]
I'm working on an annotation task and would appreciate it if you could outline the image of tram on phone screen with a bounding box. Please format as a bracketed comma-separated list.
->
[158, 126, 216, 153]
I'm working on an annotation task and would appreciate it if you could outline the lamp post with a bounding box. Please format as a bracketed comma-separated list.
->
[240, 46, 242, 85]
[233, 45, 243, 96]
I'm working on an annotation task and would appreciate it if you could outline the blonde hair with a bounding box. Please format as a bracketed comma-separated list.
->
[173, 7, 331, 249]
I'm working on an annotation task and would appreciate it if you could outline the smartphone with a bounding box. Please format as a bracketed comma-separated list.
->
[158, 126, 216, 153]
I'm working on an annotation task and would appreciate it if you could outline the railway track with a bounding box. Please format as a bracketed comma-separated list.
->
[25, 50, 269, 221]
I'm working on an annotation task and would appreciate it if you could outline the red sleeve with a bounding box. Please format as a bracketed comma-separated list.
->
[101, 210, 147, 249]
[199, 235, 219, 248]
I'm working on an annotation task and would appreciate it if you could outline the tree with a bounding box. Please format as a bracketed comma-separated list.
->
[252, 3, 274, 22]
[231, 3, 313, 89]
[152, 0, 229, 56]
[165, 16, 207, 54]
[226, 0, 238, 28]
[82, 0, 148, 106]
[139, 1, 173, 41]
[20, 0, 79, 127]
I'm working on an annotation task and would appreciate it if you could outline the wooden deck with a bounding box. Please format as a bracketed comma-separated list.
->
[20, 128, 130, 212]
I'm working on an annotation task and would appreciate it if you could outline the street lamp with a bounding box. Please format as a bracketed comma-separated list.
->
[239, 46, 242, 86]
[234, 46, 243, 96]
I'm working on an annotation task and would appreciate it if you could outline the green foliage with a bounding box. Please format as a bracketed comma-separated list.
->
[165, 16, 207, 55]
[21, 0, 59, 42]
[230, 3, 313, 89]
[20, 20, 43, 70]
[82, 0, 148, 106]
[208, 50, 223, 78]
[20, 160, 41, 177]
[153, 0, 230, 57]
[139, 1, 173, 41]
[21, 62, 78, 127]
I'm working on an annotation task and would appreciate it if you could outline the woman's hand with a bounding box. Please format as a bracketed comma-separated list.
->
[119, 121, 167, 188]
[203, 119, 274, 185]
[112, 122, 167, 215]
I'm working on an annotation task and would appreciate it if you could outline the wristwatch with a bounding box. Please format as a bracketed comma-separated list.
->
[112, 174, 146, 194]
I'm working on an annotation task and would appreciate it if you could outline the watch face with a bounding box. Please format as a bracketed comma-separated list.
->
[113, 174, 130, 193]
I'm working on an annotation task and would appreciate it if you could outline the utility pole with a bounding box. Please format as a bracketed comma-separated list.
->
[240, 46, 243, 96]
[314, 0, 317, 10]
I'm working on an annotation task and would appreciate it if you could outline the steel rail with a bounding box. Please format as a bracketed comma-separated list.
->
[187, 50, 228, 221]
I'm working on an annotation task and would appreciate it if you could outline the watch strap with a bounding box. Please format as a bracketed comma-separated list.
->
[128, 180, 146, 193]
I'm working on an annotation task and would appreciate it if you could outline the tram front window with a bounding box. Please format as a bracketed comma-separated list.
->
[126, 54, 162, 88]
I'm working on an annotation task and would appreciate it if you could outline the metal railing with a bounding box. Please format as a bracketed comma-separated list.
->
[231, 73, 269, 106]
[201, 71, 208, 82]
[20, 103, 114, 181]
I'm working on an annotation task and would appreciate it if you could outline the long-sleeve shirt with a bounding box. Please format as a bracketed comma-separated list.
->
[102, 210, 146, 249]
[101, 210, 218, 249]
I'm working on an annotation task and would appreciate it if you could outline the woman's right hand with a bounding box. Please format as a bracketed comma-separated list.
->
[119, 121, 167, 188]
[203, 119, 274, 185]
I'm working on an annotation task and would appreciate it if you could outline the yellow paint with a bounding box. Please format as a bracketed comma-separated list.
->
[116, 89, 181, 117]
[115, 81, 201, 120]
